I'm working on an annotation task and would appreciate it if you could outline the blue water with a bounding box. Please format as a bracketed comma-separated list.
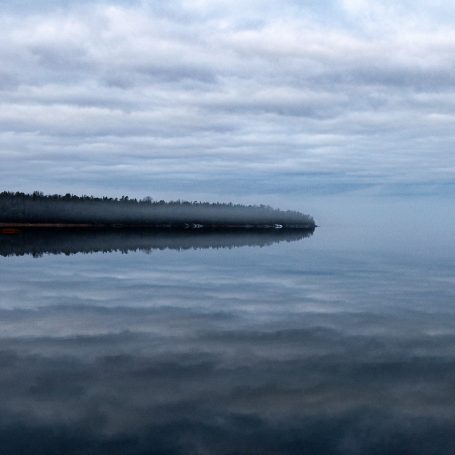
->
[0, 204, 454, 454]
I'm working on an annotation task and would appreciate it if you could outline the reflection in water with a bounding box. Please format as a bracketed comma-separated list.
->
[2, 322, 455, 455]
[0, 228, 313, 257]
[0, 227, 455, 454]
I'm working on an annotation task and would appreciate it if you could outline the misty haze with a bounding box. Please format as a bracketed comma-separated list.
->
[0, 192, 315, 228]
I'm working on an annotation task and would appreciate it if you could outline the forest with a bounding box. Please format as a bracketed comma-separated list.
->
[0, 192, 316, 229]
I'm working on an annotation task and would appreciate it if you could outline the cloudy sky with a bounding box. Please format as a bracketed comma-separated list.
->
[1, 0, 454, 207]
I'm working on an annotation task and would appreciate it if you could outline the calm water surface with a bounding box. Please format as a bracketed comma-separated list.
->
[0, 218, 454, 454]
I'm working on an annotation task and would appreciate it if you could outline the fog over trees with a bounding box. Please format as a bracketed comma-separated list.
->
[0, 192, 315, 229]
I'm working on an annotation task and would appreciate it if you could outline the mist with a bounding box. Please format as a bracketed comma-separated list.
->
[0, 192, 315, 228]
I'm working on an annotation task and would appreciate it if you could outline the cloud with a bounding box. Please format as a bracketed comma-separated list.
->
[0, 0, 454, 199]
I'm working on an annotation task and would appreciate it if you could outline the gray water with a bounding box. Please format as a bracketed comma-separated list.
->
[0, 207, 454, 454]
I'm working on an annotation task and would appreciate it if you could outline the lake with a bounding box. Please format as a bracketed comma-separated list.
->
[0, 207, 454, 454]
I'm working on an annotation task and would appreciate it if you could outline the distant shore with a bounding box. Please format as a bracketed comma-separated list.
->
[0, 192, 316, 231]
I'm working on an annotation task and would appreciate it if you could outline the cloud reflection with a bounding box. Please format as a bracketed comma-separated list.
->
[1, 323, 455, 454]
[0, 234, 454, 454]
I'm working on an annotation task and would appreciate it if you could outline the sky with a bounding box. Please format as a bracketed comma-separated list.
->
[1, 0, 455, 214]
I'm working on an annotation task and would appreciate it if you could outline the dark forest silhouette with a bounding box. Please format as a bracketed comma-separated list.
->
[0, 192, 315, 229]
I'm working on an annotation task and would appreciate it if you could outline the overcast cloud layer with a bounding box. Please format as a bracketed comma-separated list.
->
[1, 0, 455, 200]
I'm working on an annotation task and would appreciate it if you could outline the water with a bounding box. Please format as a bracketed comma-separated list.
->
[0, 213, 454, 454]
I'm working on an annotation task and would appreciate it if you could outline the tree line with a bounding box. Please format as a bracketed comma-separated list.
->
[0, 191, 315, 228]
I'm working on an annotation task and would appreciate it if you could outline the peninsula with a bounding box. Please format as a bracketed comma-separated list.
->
[0, 191, 316, 231]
